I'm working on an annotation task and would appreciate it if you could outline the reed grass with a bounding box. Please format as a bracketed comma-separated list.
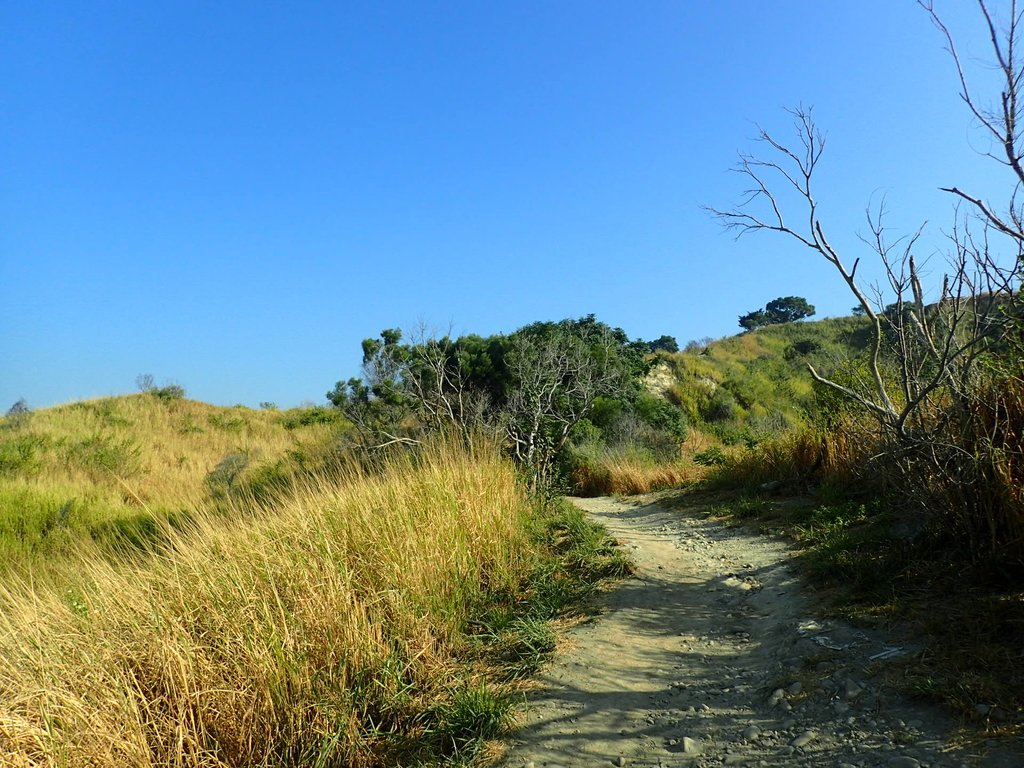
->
[0, 438, 545, 767]
[571, 446, 701, 497]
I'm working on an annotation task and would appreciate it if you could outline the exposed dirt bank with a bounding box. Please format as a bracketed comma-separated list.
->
[499, 495, 1022, 768]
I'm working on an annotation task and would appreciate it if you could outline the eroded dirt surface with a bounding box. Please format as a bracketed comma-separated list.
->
[500, 495, 1022, 768]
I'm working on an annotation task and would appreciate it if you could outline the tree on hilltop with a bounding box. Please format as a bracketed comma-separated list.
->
[739, 296, 815, 330]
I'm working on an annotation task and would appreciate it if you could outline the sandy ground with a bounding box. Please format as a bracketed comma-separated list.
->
[499, 494, 1023, 768]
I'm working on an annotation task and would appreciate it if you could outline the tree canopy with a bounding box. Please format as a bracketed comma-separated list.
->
[327, 315, 675, 484]
[739, 296, 815, 330]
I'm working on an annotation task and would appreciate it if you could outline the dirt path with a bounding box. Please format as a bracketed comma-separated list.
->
[499, 495, 1021, 768]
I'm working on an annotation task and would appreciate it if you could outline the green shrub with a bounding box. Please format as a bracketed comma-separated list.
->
[693, 446, 728, 466]
[206, 412, 246, 432]
[68, 433, 142, 480]
[281, 406, 345, 429]
[205, 452, 250, 498]
[0, 434, 49, 476]
[3, 399, 32, 430]
[151, 384, 186, 402]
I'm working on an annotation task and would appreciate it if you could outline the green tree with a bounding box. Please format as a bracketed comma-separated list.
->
[738, 309, 769, 331]
[328, 315, 651, 483]
[648, 335, 680, 353]
[740, 297, 815, 330]
[765, 296, 815, 323]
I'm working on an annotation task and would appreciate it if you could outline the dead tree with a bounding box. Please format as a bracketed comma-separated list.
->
[705, 105, 1012, 452]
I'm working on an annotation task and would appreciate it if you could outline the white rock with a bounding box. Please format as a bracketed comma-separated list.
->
[681, 736, 702, 755]
[741, 725, 761, 741]
[887, 758, 921, 768]
[791, 730, 816, 748]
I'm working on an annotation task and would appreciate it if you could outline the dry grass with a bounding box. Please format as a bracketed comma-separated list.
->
[2, 395, 337, 507]
[0, 396, 341, 571]
[572, 450, 702, 497]
[0, 438, 538, 767]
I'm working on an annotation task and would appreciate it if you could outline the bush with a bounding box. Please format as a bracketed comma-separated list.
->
[693, 446, 727, 467]
[4, 399, 32, 430]
[0, 434, 48, 476]
[68, 433, 142, 481]
[702, 389, 741, 423]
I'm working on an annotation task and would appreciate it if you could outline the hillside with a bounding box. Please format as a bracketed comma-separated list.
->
[0, 394, 347, 571]
[655, 315, 871, 444]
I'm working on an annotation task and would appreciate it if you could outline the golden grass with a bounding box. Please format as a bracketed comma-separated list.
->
[0, 438, 536, 767]
[3, 395, 336, 508]
[572, 450, 703, 497]
[0, 396, 342, 571]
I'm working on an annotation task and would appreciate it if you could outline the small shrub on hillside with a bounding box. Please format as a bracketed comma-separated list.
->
[152, 384, 186, 402]
[0, 434, 49, 477]
[4, 399, 32, 430]
[69, 433, 143, 481]
[693, 446, 727, 467]
[206, 412, 246, 432]
[281, 405, 345, 429]
[784, 339, 822, 360]
[205, 452, 250, 497]
[702, 389, 741, 423]
[178, 415, 203, 434]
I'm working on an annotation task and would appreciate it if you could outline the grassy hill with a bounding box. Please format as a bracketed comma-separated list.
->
[567, 315, 872, 495]
[0, 393, 347, 571]
[0, 396, 629, 765]
[659, 315, 871, 442]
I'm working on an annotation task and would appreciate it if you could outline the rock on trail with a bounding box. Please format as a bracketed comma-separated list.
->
[499, 495, 1021, 768]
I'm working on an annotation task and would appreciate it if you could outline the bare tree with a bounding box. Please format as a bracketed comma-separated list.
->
[706, 3, 1024, 558]
[503, 324, 631, 486]
[920, 0, 1024, 249]
[705, 105, 1011, 448]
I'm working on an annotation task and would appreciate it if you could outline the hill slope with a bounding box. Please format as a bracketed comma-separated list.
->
[656, 315, 871, 443]
[0, 394, 346, 570]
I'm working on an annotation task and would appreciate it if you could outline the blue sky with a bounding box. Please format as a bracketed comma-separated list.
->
[1, 1, 1013, 409]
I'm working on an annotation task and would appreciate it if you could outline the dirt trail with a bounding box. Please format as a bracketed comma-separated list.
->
[500, 495, 1021, 768]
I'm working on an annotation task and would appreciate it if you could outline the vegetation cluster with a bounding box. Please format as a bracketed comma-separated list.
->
[325, 315, 695, 494]
[697, 0, 1024, 725]
[0, 431, 629, 766]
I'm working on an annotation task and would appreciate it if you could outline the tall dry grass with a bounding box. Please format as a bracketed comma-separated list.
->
[571, 448, 701, 497]
[0, 438, 536, 767]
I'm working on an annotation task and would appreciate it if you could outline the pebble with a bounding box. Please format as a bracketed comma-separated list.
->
[740, 725, 760, 741]
[791, 730, 817, 748]
[781, 718, 797, 730]
[787, 681, 803, 695]
[768, 688, 785, 705]
[887, 758, 921, 768]
[844, 679, 864, 700]
[681, 736, 702, 755]
[834, 701, 851, 714]
[616, 757, 627, 767]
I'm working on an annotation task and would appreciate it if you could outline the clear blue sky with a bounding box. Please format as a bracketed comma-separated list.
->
[1, 1, 1013, 409]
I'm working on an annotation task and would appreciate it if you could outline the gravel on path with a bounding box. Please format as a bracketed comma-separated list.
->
[499, 494, 1022, 768]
